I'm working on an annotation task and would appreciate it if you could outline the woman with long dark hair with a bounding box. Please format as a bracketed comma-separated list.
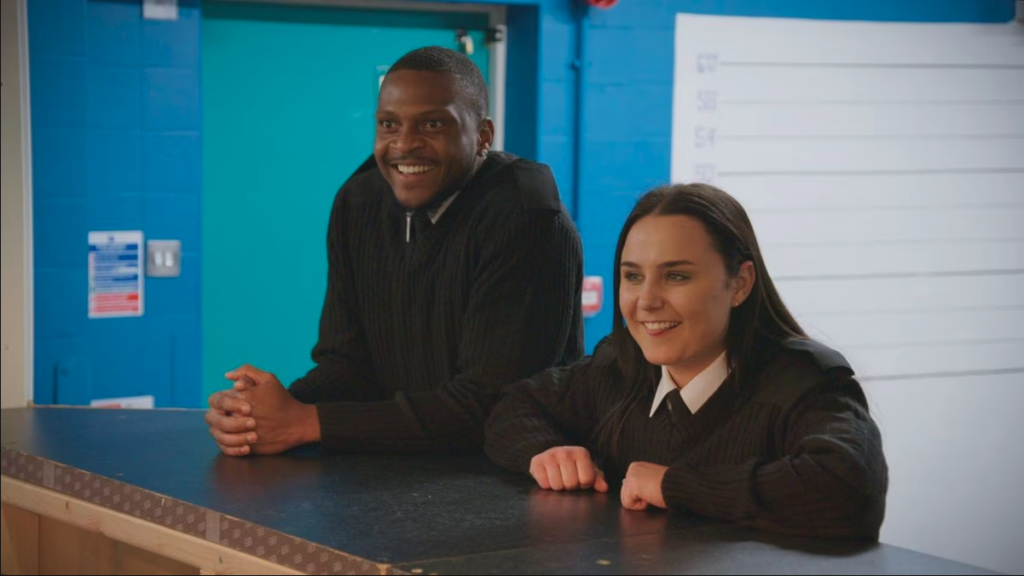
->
[485, 184, 888, 540]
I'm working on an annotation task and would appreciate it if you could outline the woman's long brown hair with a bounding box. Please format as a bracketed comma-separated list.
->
[596, 183, 807, 457]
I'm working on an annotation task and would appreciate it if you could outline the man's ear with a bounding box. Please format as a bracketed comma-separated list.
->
[477, 117, 495, 156]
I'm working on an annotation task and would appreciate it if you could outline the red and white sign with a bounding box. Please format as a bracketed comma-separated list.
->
[582, 276, 604, 318]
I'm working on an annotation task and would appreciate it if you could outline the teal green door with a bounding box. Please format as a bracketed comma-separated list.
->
[202, 3, 491, 398]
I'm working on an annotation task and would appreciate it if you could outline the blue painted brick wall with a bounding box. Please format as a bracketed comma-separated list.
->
[30, 0, 202, 407]
[28, 0, 1012, 405]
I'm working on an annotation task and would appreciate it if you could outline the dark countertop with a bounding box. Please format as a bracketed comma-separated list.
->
[0, 408, 996, 575]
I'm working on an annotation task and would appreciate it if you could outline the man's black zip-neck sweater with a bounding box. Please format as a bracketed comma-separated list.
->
[288, 152, 585, 452]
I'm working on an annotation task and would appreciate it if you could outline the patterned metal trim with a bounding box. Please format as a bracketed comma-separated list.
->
[1, 446, 391, 575]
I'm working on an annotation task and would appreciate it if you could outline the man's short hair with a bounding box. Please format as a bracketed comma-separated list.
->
[387, 46, 489, 123]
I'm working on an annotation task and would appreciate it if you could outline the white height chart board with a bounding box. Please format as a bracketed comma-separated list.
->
[673, 21, 1024, 570]
[672, 14, 1024, 382]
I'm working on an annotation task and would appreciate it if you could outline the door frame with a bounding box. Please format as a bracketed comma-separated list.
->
[17, 0, 35, 406]
[213, 0, 508, 151]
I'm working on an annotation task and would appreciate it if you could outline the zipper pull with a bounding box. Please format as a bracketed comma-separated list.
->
[406, 211, 413, 243]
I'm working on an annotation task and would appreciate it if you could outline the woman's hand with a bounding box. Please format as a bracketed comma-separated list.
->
[529, 446, 609, 492]
[621, 461, 668, 510]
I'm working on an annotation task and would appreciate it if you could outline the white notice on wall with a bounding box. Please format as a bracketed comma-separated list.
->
[88, 231, 145, 319]
[143, 0, 178, 21]
[90, 395, 155, 410]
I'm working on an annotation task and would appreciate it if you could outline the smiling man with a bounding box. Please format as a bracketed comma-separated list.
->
[205, 46, 584, 456]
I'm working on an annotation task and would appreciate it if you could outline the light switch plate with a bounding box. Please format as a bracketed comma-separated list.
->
[143, 0, 178, 21]
[147, 240, 182, 278]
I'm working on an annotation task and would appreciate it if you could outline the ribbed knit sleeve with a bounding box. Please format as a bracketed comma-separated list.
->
[309, 206, 584, 452]
[288, 189, 384, 405]
[661, 375, 888, 540]
[485, 340, 619, 472]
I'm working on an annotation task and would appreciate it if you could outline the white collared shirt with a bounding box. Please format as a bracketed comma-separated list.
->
[429, 191, 460, 224]
[650, 351, 730, 417]
[406, 192, 461, 243]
